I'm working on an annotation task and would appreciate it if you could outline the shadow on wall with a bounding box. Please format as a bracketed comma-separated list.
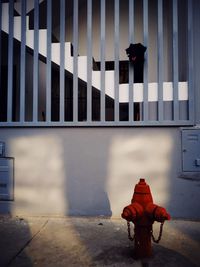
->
[62, 130, 112, 216]
[5, 129, 112, 217]
[2, 127, 200, 219]
[1, 127, 200, 267]
[61, 128, 190, 219]
[104, 128, 200, 220]
[62, 128, 174, 217]
[105, 129, 174, 216]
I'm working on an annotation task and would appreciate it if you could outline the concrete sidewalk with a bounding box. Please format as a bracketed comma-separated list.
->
[0, 216, 199, 267]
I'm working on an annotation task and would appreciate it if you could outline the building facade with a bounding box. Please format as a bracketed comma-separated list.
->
[0, 0, 200, 218]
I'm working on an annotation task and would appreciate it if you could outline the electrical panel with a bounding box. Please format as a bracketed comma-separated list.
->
[182, 129, 200, 172]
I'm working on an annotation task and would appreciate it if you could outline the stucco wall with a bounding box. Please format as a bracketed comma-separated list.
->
[0, 127, 199, 219]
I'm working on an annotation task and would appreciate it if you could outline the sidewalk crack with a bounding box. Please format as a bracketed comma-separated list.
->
[7, 219, 49, 267]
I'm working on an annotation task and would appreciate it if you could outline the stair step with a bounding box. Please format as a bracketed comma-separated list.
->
[14, 0, 46, 15]
[118, 82, 188, 103]
[51, 43, 72, 61]
[78, 56, 87, 81]
[13, 16, 21, 40]
[2, 3, 30, 33]
[65, 57, 73, 73]
[2, 3, 9, 33]
[105, 71, 115, 99]
[26, 29, 47, 56]
[92, 71, 101, 89]
[1, 2, 188, 103]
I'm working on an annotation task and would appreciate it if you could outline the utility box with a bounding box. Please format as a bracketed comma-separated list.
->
[182, 129, 200, 172]
[0, 158, 14, 201]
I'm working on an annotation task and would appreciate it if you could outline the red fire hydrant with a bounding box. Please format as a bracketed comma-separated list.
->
[121, 178, 170, 259]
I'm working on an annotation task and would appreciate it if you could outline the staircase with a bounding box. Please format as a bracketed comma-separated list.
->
[1, 2, 188, 104]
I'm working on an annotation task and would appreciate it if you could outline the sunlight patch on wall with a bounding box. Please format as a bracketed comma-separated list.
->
[106, 131, 174, 217]
[10, 135, 67, 215]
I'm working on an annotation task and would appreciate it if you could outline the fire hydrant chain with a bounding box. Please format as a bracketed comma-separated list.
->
[127, 221, 135, 241]
[122, 179, 170, 258]
[151, 222, 164, 243]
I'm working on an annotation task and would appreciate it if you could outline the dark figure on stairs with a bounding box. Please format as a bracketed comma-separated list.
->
[125, 43, 147, 121]
[126, 43, 147, 83]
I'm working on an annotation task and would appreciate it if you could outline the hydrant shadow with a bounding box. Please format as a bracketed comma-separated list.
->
[146, 244, 198, 267]
[63, 218, 198, 267]
[92, 243, 198, 266]
[141, 261, 150, 267]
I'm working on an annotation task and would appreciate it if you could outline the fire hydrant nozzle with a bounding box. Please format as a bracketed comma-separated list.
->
[121, 178, 170, 259]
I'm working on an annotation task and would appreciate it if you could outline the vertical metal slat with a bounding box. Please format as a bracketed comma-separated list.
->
[0, 0, 2, 112]
[158, 0, 164, 122]
[143, 0, 148, 122]
[46, 0, 52, 122]
[129, 0, 134, 122]
[187, 0, 194, 122]
[60, 0, 65, 122]
[7, 0, 14, 122]
[73, 0, 78, 122]
[0, 0, 2, 101]
[100, 0, 105, 122]
[20, 0, 26, 122]
[114, 0, 119, 122]
[33, 0, 39, 122]
[172, 0, 179, 121]
[87, 0, 92, 122]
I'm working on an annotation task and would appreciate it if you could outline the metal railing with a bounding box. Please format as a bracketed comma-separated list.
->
[0, 0, 194, 127]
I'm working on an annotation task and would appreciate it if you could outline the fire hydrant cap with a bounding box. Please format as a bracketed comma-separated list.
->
[134, 178, 151, 194]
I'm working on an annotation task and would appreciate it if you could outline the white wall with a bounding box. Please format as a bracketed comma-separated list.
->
[0, 128, 200, 219]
